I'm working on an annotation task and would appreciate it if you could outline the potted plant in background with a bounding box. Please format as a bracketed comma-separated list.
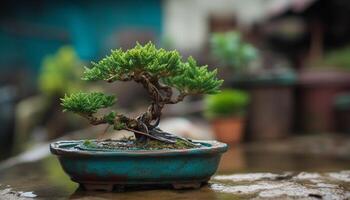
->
[204, 89, 249, 144]
[210, 31, 258, 81]
[37, 46, 86, 139]
[14, 46, 86, 153]
[50, 42, 227, 191]
[211, 31, 296, 140]
[299, 46, 350, 133]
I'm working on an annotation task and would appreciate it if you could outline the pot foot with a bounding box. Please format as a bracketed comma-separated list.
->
[172, 182, 202, 189]
[82, 183, 114, 192]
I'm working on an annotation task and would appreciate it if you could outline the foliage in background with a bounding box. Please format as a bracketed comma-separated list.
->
[160, 36, 175, 50]
[313, 46, 350, 70]
[204, 89, 249, 119]
[38, 46, 84, 96]
[210, 31, 258, 72]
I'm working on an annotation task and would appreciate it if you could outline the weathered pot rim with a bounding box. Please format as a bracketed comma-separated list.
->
[50, 140, 228, 157]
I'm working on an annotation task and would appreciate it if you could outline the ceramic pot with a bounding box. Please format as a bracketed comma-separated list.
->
[50, 140, 227, 191]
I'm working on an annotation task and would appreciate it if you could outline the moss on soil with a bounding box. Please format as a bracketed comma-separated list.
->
[81, 138, 199, 151]
[137, 139, 197, 150]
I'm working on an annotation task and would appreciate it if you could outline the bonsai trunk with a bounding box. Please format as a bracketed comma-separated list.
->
[83, 72, 194, 145]
[128, 73, 188, 143]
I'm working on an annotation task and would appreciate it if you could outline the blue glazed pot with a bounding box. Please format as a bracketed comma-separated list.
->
[50, 140, 228, 191]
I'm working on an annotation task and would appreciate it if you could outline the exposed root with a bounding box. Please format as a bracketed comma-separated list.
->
[124, 126, 200, 148]
[147, 128, 201, 148]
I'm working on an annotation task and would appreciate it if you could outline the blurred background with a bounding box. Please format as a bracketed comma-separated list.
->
[1, 0, 350, 173]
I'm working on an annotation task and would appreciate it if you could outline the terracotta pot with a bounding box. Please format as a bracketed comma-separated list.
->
[211, 117, 245, 144]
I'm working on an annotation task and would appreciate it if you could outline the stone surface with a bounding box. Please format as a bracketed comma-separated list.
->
[0, 187, 37, 199]
[212, 172, 350, 199]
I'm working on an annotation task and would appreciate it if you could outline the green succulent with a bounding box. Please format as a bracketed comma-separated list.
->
[204, 89, 249, 119]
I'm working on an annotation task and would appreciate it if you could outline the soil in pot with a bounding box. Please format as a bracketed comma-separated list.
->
[211, 117, 245, 144]
[79, 138, 201, 151]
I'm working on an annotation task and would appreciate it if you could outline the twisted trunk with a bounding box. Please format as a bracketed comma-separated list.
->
[84, 72, 193, 144]
[130, 72, 189, 143]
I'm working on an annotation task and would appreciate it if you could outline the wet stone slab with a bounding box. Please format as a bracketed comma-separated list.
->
[1, 171, 350, 200]
[211, 171, 350, 199]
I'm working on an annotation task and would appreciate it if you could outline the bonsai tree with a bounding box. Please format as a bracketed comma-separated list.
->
[61, 42, 223, 146]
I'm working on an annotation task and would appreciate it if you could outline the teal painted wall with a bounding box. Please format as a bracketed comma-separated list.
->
[0, 0, 162, 73]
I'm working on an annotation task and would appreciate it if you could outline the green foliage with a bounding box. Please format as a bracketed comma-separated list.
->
[211, 31, 258, 71]
[61, 92, 115, 114]
[83, 42, 183, 81]
[83, 42, 222, 95]
[313, 46, 350, 70]
[204, 89, 249, 119]
[103, 111, 116, 124]
[61, 42, 223, 128]
[38, 46, 83, 96]
[163, 57, 223, 94]
[114, 122, 126, 130]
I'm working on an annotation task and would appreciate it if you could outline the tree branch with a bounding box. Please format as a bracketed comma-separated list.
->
[166, 92, 187, 104]
[79, 113, 107, 125]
